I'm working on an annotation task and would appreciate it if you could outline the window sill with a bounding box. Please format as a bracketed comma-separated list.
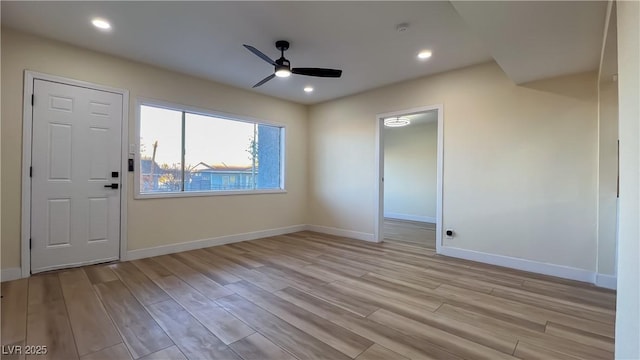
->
[134, 189, 287, 200]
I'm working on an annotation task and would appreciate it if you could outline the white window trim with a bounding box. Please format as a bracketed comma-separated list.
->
[134, 98, 286, 199]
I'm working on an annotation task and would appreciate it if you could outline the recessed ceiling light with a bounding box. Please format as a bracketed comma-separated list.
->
[91, 18, 111, 30]
[417, 50, 432, 60]
[304, 86, 314, 93]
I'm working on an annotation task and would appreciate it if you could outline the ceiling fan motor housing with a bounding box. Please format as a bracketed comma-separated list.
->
[276, 58, 291, 72]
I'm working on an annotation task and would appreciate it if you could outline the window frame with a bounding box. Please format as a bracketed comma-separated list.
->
[134, 98, 286, 199]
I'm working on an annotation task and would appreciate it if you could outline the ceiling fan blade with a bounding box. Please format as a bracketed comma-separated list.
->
[252, 74, 276, 88]
[243, 44, 276, 66]
[291, 68, 342, 78]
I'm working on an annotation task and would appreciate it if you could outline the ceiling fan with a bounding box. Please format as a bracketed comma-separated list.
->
[243, 40, 342, 88]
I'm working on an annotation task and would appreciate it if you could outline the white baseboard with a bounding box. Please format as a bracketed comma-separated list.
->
[11, 224, 616, 292]
[306, 224, 377, 242]
[1, 268, 23, 282]
[384, 212, 436, 223]
[595, 273, 617, 290]
[127, 224, 307, 261]
[128, 223, 377, 261]
[439, 246, 597, 284]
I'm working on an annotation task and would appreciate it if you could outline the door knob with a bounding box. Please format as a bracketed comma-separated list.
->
[104, 183, 119, 189]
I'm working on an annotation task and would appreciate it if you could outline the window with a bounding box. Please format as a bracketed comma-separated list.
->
[138, 101, 284, 197]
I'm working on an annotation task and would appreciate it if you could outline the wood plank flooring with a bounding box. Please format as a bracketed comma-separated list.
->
[384, 218, 436, 249]
[1, 231, 616, 360]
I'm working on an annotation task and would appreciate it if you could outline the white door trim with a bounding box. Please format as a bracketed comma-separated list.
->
[21, 71, 129, 278]
[375, 104, 444, 253]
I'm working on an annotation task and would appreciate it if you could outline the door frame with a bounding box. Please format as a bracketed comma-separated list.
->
[374, 104, 444, 253]
[21, 70, 130, 278]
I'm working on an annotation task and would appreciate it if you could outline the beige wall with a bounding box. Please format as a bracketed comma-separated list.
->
[383, 119, 437, 221]
[1, 28, 308, 269]
[309, 62, 598, 271]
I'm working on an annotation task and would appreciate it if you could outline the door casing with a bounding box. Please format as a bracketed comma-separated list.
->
[21, 71, 130, 278]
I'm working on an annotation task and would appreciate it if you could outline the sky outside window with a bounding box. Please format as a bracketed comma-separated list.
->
[140, 105, 255, 168]
[139, 105, 182, 167]
[185, 113, 254, 168]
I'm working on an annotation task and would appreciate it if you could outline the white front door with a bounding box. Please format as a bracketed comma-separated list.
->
[31, 79, 123, 273]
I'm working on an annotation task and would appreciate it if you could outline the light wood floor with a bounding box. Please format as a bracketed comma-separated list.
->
[384, 218, 436, 249]
[1, 231, 616, 360]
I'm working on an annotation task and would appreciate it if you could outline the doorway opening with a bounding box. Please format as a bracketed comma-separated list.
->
[375, 105, 443, 252]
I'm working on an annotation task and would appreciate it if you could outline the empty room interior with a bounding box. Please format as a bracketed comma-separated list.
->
[1, 1, 639, 360]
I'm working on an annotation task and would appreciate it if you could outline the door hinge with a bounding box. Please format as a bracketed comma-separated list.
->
[29, 238, 32, 249]
[30, 166, 33, 177]
[31, 94, 34, 106]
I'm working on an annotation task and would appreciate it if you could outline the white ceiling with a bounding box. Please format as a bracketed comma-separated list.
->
[451, 1, 607, 84]
[1, 1, 606, 104]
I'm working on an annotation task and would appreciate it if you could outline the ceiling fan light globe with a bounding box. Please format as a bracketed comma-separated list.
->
[275, 69, 291, 78]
